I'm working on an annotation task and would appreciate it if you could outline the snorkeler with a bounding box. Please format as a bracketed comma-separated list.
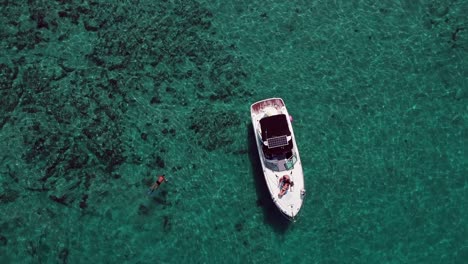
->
[147, 175, 167, 195]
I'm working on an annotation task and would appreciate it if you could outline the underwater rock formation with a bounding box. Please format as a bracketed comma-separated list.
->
[1, 0, 248, 206]
[189, 105, 242, 151]
[0, 0, 249, 261]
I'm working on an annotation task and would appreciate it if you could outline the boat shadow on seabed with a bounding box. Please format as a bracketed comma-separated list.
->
[247, 124, 291, 233]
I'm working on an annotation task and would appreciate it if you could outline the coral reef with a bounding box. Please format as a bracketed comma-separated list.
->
[1, 0, 248, 204]
[0, 0, 249, 262]
[189, 105, 242, 151]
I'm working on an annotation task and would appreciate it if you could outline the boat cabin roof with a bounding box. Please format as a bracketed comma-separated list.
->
[260, 114, 293, 156]
[260, 114, 291, 140]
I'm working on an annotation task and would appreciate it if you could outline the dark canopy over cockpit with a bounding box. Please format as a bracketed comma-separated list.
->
[260, 114, 291, 141]
[259, 114, 293, 157]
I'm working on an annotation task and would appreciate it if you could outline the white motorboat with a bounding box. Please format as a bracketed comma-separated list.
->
[250, 98, 305, 220]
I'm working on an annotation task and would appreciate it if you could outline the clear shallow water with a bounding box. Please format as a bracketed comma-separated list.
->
[0, 0, 466, 263]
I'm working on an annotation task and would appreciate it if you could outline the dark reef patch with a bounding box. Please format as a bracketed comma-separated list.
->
[0, 235, 7, 246]
[0, 63, 21, 129]
[79, 194, 89, 209]
[163, 215, 171, 232]
[189, 106, 241, 151]
[49, 195, 69, 206]
[235, 222, 243, 232]
[58, 247, 69, 264]
[13, 60, 129, 208]
[155, 155, 165, 169]
[0, 189, 20, 204]
[138, 204, 149, 216]
[0, 63, 18, 90]
[0, 0, 249, 241]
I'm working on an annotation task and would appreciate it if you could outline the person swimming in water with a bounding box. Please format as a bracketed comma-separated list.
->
[147, 175, 167, 195]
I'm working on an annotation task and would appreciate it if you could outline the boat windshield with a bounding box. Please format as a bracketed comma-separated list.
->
[265, 152, 298, 171]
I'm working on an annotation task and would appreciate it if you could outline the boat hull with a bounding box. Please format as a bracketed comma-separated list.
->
[250, 98, 305, 220]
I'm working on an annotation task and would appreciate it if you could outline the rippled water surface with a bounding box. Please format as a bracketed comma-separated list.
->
[0, 1, 466, 263]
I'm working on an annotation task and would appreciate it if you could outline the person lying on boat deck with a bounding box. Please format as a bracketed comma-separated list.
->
[278, 175, 293, 198]
[148, 175, 167, 195]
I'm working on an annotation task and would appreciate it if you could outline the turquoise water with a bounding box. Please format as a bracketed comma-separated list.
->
[0, 0, 467, 263]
